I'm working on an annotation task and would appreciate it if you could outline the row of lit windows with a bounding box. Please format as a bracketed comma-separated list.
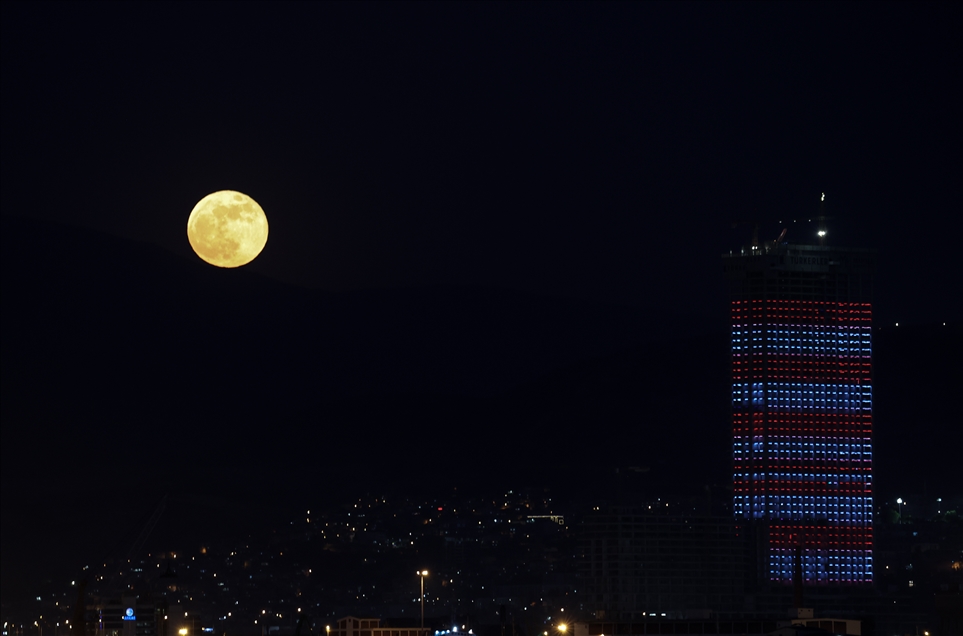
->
[769, 549, 873, 580]
[732, 470, 873, 484]
[762, 529, 873, 541]
[733, 298, 872, 306]
[731, 318, 872, 329]
[771, 553, 872, 564]
[733, 467, 873, 480]
[732, 344, 872, 352]
[732, 421, 873, 435]
[734, 473, 872, 483]
[737, 454, 872, 465]
[740, 509, 873, 524]
[733, 356, 872, 367]
[731, 348, 872, 359]
[735, 459, 872, 468]
[733, 459, 873, 468]
[731, 324, 872, 338]
[740, 432, 871, 442]
[771, 551, 872, 560]
[742, 447, 872, 462]
[734, 492, 872, 504]
[738, 471, 871, 484]
[740, 493, 872, 505]
[733, 415, 872, 424]
[738, 498, 872, 521]
[733, 467, 873, 481]
[732, 376, 872, 386]
[733, 383, 872, 412]
[733, 497, 873, 512]
[768, 566, 872, 583]
[731, 327, 871, 338]
[731, 345, 871, 355]
[733, 369, 871, 380]
[733, 434, 872, 444]
[738, 382, 872, 397]
[734, 367, 872, 382]
[733, 487, 872, 500]
[731, 324, 870, 342]
[735, 441, 872, 449]
[734, 511, 874, 526]
[732, 299, 871, 310]
[731, 310, 873, 319]
[730, 323, 872, 346]
[734, 319, 873, 330]
[742, 438, 871, 454]
[733, 483, 875, 494]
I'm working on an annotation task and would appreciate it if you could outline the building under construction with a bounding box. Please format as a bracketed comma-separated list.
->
[722, 225, 875, 591]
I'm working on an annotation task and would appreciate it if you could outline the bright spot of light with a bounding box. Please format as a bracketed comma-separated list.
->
[818, 230, 827, 237]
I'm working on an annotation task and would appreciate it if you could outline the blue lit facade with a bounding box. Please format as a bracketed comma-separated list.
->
[723, 244, 875, 586]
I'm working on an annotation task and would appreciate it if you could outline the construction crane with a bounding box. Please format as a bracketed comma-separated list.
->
[125, 496, 167, 563]
[731, 220, 790, 252]
[773, 227, 788, 247]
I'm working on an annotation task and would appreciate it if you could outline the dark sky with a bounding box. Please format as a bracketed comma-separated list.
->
[2, 1, 960, 325]
[2, 1, 963, 614]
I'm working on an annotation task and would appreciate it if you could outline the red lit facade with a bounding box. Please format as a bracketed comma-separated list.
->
[723, 244, 875, 586]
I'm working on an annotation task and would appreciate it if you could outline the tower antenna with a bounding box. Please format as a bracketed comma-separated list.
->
[816, 192, 830, 246]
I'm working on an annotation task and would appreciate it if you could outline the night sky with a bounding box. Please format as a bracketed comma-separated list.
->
[2, 0, 961, 614]
[2, 2, 960, 321]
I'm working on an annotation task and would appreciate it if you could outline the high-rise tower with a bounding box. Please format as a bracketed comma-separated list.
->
[722, 235, 875, 587]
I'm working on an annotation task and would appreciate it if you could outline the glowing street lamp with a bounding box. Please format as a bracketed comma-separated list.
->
[417, 570, 428, 628]
[897, 498, 904, 523]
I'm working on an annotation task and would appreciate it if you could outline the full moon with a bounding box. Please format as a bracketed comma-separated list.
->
[187, 190, 268, 268]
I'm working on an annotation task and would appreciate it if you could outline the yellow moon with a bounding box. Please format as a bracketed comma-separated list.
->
[187, 190, 268, 268]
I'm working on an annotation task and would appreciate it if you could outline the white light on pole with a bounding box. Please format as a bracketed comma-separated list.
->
[418, 571, 428, 628]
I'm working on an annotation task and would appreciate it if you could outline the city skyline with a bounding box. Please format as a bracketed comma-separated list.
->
[2, 1, 961, 632]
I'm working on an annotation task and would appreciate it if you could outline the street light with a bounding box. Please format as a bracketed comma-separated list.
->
[417, 571, 428, 629]
[897, 498, 904, 523]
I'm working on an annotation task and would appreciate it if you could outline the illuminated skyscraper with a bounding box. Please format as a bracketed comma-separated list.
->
[722, 238, 875, 586]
